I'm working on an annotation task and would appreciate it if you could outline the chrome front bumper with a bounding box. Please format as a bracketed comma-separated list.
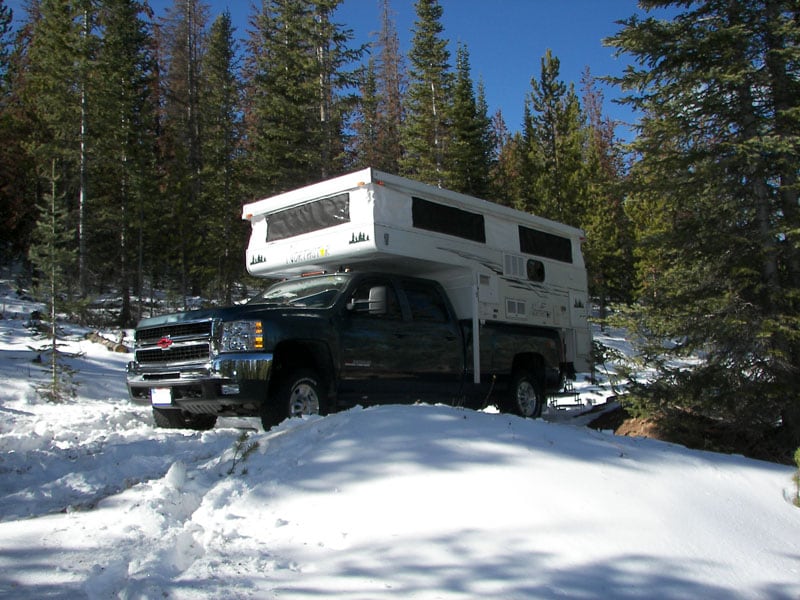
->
[126, 353, 273, 414]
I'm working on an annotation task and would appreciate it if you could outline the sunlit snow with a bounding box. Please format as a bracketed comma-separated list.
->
[1, 283, 798, 599]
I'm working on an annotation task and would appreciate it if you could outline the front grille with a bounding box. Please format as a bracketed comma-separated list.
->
[136, 343, 209, 364]
[134, 319, 214, 366]
[136, 321, 213, 344]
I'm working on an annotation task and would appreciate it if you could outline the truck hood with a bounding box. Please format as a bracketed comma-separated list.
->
[135, 304, 327, 328]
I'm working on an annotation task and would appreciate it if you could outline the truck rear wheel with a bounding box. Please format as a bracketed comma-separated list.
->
[152, 408, 217, 430]
[505, 370, 545, 418]
[261, 368, 325, 430]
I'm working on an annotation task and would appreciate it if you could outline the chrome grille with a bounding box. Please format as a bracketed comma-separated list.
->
[134, 320, 213, 365]
[136, 344, 209, 364]
[135, 321, 212, 344]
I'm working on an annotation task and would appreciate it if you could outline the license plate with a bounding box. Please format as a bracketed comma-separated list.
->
[150, 387, 173, 406]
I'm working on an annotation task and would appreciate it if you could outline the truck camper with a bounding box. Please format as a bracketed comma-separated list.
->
[127, 168, 592, 430]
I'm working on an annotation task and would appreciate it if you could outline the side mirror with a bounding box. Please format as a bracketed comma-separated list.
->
[367, 286, 387, 316]
[347, 285, 388, 316]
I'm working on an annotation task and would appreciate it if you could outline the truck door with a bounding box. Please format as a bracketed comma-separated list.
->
[338, 277, 414, 401]
[397, 281, 464, 396]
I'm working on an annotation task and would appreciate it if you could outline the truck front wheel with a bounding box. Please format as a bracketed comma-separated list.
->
[261, 369, 325, 430]
[505, 371, 545, 418]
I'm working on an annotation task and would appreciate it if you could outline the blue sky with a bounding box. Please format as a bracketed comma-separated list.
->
[7, 0, 664, 139]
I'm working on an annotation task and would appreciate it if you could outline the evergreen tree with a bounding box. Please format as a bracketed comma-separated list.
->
[159, 0, 209, 302]
[0, 0, 38, 262]
[580, 68, 633, 316]
[487, 109, 521, 207]
[352, 57, 379, 168]
[446, 43, 492, 197]
[243, 0, 360, 195]
[351, 0, 404, 172]
[91, 0, 157, 325]
[21, 0, 93, 299]
[200, 10, 244, 304]
[313, 0, 362, 176]
[244, 0, 313, 192]
[608, 0, 800, 447]
[400, 0, 451, 186]
[28, 159, 77, 401]
[523, 49, 587, 226]
[371, 0, 404, 172]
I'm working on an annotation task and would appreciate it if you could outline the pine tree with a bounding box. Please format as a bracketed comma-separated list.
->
[487, 110, 520, 207]
[352, 58, 380, 168]
[446, 43, 492, 197]
[608, 0, 800, 447]
[20, 0, 93, 304]
[400, 0, 451, 186]
[580, 68, 633, 317]
[28, 159, 77, 401]
[159, 0, 209, 303]
[0, 0, 37, 262]
[523, 49, 587, 226]
[200, 10, 244, 304]
[351, 0, 404, 172]
[312, 0, 362, 177]
[91, 0, 157, 325]
[243, 0, 360, 195]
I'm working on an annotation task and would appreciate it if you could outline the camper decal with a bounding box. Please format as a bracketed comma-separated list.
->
[349, 232, 370, 244]
[288, 247, 328, 264]
[250, 254, 267, 266]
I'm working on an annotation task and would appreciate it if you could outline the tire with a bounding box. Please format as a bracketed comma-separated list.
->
[153, 407, 217, 430]
[261, 368, 325, 430]
[505, 370, 545, 418]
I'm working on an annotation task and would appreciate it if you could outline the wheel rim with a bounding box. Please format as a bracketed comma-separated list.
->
[516, 380, 538, 417]
[288, 381, 320, 417]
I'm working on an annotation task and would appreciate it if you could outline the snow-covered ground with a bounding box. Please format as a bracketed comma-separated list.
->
[1, 286, 799, 599]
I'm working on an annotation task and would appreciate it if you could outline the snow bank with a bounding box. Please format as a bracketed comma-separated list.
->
[1, 293, 798, 599]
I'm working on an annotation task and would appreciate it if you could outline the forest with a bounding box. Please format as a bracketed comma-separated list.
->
[0, 0, 798, 460]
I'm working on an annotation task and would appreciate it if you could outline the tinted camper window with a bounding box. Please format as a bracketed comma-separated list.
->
[518, 226, 573, 263]
[266, 193, 350, 242]
[412, 197, 486, 243]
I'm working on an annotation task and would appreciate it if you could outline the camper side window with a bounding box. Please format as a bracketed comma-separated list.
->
[518, 225, 573, 263]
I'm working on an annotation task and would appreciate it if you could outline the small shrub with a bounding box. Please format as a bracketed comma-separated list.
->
[227, 431, 259, 476]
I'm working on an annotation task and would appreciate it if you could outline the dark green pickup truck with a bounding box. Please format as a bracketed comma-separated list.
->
[127, 271, 563, 430]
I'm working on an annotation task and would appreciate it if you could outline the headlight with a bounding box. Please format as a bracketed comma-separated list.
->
[220, 320, 264, 353]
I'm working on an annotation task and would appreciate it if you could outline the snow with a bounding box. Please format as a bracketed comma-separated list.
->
[1, 287, 799, 599]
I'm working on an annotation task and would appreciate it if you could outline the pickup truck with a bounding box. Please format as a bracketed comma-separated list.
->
[127, 271, 563, 430]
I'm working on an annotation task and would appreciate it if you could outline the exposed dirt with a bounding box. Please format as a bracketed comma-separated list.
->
[588, 405, 797, 466]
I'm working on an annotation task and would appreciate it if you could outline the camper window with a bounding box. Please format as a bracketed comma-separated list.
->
[411, 197, 486, 243]
[266, 193, 350, 242]
[518, 225, 573, 263]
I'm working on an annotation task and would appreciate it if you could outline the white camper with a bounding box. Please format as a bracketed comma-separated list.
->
[243, 168, 592, 380]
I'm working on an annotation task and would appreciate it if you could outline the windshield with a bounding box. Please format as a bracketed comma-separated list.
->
[249, 274, 350, 308]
